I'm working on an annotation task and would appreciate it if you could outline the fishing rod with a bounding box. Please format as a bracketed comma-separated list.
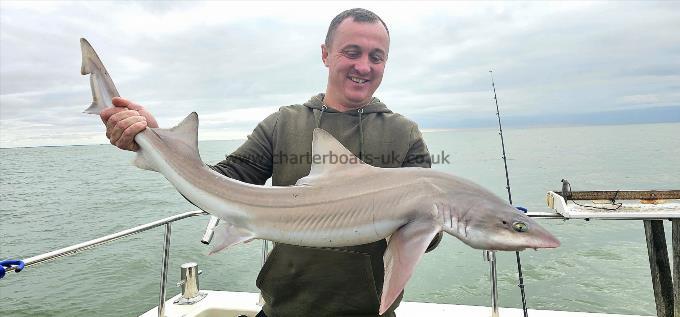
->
[489, 70, 529, 317]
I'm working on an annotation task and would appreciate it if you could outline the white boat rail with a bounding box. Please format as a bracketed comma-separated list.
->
[3, 208, 528, 317]
[0, 208, 556, 317]
[4, 198, 675, 316]
[2, 209, 207, 317]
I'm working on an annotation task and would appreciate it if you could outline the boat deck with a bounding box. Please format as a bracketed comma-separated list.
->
[140, 291, 653, 317]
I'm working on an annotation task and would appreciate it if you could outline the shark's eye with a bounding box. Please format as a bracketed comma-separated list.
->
[512, 222, 528, 233]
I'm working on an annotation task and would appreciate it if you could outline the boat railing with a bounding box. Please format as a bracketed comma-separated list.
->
[0, 208, 552, 317]
[2, 209, 208, 317]
[3, 194, 679, 317]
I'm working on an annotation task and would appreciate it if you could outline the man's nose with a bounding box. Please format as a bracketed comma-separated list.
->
[353, 56, 371, 74]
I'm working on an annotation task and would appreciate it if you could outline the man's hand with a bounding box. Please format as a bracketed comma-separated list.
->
[101, 97, 159, 151]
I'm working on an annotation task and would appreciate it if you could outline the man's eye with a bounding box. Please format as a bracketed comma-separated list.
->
[370, 55, 385, 63]
[344, 51, 360, 58]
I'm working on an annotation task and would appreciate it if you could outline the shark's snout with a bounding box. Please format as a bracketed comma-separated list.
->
[535, 233, 561, 249]
[520, 224, 561, 250]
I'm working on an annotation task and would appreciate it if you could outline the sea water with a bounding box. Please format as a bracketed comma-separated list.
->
[1, 123, 678, 316]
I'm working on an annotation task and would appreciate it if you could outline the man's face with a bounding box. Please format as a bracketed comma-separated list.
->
[322, 19, 389, 109]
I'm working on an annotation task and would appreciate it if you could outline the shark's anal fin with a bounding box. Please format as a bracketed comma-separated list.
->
[208, 222, 256, 255]
[380, 220, 441, 315]
[133, 151, 158, 172]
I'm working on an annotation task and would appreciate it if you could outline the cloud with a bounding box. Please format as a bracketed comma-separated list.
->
[1, 1, 679, 147]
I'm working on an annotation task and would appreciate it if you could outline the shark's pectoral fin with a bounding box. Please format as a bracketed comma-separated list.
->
[380, 221, 441, 315]
[208, 222, 256, 255]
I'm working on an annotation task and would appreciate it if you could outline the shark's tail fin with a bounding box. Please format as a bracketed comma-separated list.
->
[80, 38, 120, 115]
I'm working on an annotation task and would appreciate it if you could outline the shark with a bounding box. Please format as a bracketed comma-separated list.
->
[80, 38, 560, 314]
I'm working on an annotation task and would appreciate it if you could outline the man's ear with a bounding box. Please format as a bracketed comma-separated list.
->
[321, 44, 329, 67]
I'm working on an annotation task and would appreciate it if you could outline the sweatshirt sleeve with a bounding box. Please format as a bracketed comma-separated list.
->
[403, 123, 442, 252]
[402, 123, 432, 168]
[209, 111, 279, 185]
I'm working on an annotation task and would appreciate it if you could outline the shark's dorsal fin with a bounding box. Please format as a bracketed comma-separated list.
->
[295, 128, 374, 186]
[164, 111, 199, 141]
[134, 112, 202, 172]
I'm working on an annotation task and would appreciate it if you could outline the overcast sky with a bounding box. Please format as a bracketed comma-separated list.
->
[1, 1, 678, 148]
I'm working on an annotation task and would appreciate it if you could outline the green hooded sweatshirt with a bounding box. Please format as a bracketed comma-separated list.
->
[212, 93, 440, 317]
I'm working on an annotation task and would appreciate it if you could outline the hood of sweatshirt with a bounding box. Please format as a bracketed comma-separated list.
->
[303, 93, 392, 160]
[303, 93, 392, 114]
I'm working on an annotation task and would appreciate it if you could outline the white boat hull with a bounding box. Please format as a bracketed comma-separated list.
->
[140, 291, 653, 317]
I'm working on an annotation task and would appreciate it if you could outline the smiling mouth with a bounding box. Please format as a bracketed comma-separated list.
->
[349, 76, 368, 84]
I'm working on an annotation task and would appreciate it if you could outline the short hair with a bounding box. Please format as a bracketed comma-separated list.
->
[324, 8, 389, 48]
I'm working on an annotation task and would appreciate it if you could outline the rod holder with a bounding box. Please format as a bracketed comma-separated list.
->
[484, 250, 500, 317]
[201, 216, 220, 244]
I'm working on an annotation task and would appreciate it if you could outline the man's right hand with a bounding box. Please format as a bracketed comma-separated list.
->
[101, 97, 159, 151]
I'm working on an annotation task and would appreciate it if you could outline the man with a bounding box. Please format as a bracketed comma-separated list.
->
[102, 8, 440, 317]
